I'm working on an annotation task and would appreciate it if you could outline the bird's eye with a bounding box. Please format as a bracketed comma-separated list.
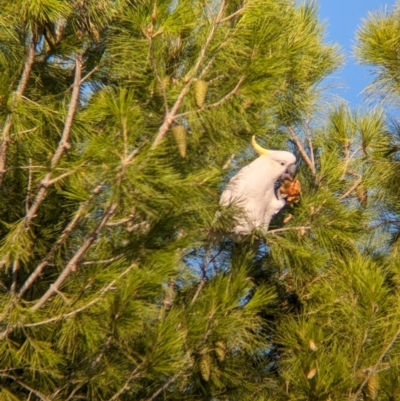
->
[280, 161, 285, 166]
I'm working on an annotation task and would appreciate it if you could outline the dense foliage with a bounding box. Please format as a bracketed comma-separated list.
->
[0, 0, 400, 399]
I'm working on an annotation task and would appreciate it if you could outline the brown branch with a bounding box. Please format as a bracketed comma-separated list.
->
[80, 64, 100, 84]
[191, 277, 207, 305]
[305, 117, 315, 168]
[107, 216, 134, 227]
[0, 38, 36, 187]
[352, 309, 378, 376]
[25, 158, 33, 212]
[219, 8, 244, 23]
[151, 0, 226, 148]
[341, 147, 361, 180]
[145, 373, 181, 401]
[80, 255, 124, 265]
[11, 259, 20, 294]
[266, 226, 311, 235]
[90, 335, 113, 371]
[151, 87, 190, 148]
[51, 53, 82, 169]
[339, 177, 362, 201]
[0, 52, 84, 269]
[148, 7, 169, 115]
[0, 374, 50, 401]
[175, 76, 245, 119]
[31, 203, 117, 311]
[22, 262, 136, 329]
[23, 52, 83, 227]
[42, 164, 83, 187]
[108, 367, 142, 401]
[18, 207, 86, 298]
[18, 183, 104, 298]
[351, 325, 400, 401]
[287, 126, 316, 176]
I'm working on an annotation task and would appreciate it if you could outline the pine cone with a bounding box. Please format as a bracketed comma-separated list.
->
[366, 372, 379, 400]
[214, 340, 226, 362]
[172, 125, 187, 157]
[279, 178, 301, 204]
[199, 353, 211, 381]
[194, 79, 208, 107]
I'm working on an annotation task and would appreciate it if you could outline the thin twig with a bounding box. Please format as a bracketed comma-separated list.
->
[31, 203, 118, 311]
[107, 216, 135, 227]
[0, 374, 50, 401]
[81, 255, 124, 265]
[145, 373, 181, 401]
[17, 263, 136, 331]
[43, 165, 84, 187]
[352, 312, 376, 376]
[219, 8, 244, 23]
[0, 38, 36, 187]
[18, 182, 104, 298]
[11, 259, 20, 294]
[305, 117, 315, 169]
[341, 146, 361, 180]
[351, 325, 400, 401]
[191, 276, 208, 305]
[287, 126, 316, 176]
[266, 226, 311, 235]
[80, 64, 101, 84]
[18, 204, 87, 298]
[90, 335, 113, 371]
[339, 177, 362, 201]
[151, 0, 226, 148]
[50, 284, 70, 304]
[108, 367, 142, 401]
[175, 76, 245, 119]
[25, 158, 33, 212]
[148, 4, 169, 115]
[23, 52, 83, 227]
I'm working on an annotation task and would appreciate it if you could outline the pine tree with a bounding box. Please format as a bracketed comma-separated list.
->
[256, 2, 400, 400]
[3, 0, 397, 400]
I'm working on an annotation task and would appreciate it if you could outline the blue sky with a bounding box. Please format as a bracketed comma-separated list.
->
[317, 0, 397, 107]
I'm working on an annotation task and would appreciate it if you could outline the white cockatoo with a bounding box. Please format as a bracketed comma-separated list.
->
[213, 136, 297, 242]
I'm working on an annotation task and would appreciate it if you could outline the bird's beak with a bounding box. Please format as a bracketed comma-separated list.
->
[281, 164, 297, 181]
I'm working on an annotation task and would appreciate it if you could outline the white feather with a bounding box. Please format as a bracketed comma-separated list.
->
[219, 150, 296, 240]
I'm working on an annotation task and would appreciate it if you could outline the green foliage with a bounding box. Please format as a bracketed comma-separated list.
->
[0, 0, 400, 399]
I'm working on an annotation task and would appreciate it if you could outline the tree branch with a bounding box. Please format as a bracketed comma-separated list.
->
[151, 0, 226, 148]
[23, 52, 83, 227]
[11, 259, 20, 294]
[266, 226, 311, 235]
[305, 116, 315, 168]
[31, 203, 118, 311]
[341, 146, 361, 180]
[42, 164, 84, 187]
[339, 176, 362, 201]
[18, 183, 104, 298]
[108, 367, 142, 401]
[0, 38, 36, 187]
[0, 374, 50, 401]
[175, 76, 245, 119]
[351, 325, 400, 401]
[145, 373, 181, 401]
[25, 158, 33, 213]
[0, 51, 83, 268]
[148, 5, 169, 115]
[19, 225, 73, 295]
[287, 126, 316, 176]
[21, 262, 136, 329]
[219, 8, 244, 23]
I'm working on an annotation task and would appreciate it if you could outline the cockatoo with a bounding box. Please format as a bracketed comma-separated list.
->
[212, 136, 297, 242]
